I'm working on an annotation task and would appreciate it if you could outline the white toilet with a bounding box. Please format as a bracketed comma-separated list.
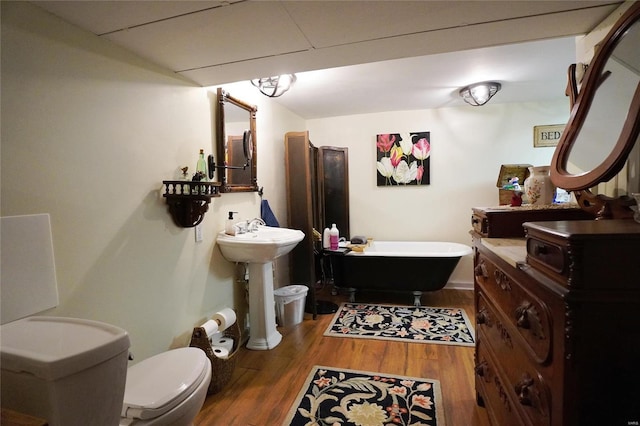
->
[0, 215, 211, 425]
[1, 316, 212, 426]
[119, 346, 211, 426]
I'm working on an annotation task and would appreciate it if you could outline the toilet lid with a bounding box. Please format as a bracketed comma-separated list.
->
[121, 347, 209, 420]
[0, 316, 130, 381]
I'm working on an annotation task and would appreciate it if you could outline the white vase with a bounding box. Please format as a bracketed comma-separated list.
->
[524, 166, 555, 205]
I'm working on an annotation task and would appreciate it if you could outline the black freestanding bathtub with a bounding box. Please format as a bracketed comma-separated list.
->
[331, 240, 472, 306]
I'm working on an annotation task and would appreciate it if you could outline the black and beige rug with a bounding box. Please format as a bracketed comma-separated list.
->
[284, 366, 446, 426]
[323, 303, 475, 347]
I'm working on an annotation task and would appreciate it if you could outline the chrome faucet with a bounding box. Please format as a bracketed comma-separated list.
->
[248, 218, 266, 232]
[234, 220, 248, 234]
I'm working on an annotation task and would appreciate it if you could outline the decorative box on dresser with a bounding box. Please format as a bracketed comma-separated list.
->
[472, 217, 640, 425]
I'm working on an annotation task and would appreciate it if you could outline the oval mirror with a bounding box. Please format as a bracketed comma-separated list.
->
[215, 88, 258, 193]
[551, 3, 640, 199]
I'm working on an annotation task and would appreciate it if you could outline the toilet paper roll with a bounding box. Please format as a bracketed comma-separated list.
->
[211, 336, 234, 352]
[212, 308, 236, 332]
[208, 331, 223, 344]
[212, 346, 230, 359]
[200, 319, 219, 337]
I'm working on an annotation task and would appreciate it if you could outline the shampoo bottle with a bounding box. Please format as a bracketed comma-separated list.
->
[225, 211, 238, 236]
[329, 224, 339, 250]
[323, 227, 330, 249]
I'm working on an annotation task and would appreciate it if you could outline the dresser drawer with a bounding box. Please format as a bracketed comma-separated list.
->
[475, 337, 526, 426]
[524, 220, 640, 289]
[476, 292, 552, 426]
[471, 206, 591, 238]
[526, 237, 566, 276]
[475, 252, 552, 364]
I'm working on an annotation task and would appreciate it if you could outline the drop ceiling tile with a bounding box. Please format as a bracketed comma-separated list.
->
[283, 1, 620, 48]
[103, 1, 311, 71]
[32, 1, 234, 35]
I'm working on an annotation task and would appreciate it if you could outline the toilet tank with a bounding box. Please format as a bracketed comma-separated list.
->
[0, 316, 130, 426]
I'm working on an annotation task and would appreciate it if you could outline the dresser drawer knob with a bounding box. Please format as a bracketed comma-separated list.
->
[474, 262, 488, 279]
[515, 302, 532, 328]
[474, 361, 489, 378]
[533, 244, 548, 256]
[477, 309, 489, 325]
[515, 301, 545, 339]
[515, 374, 535, 406]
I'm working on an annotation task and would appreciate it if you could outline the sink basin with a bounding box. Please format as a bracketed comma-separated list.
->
[217, 225, 304, 263]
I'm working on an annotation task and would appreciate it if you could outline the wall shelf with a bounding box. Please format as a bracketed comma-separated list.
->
[162, 181, 221, 228]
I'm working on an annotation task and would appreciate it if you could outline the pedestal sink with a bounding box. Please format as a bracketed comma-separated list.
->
[216, 225, 304, 350]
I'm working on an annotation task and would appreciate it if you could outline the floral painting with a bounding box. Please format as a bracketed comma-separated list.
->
[376, 132, 431, 186]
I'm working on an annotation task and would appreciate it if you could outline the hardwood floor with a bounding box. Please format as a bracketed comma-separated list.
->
[194, 287, 491, 425]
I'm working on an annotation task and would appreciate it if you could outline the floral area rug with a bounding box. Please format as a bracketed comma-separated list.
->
[323, 303, 475, 347]
[283, 366, 445, 426]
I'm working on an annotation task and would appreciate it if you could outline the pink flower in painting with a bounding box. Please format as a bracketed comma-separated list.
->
[412, 138, 431, 160]
[376, 134, 396, 153]
[417, 165, 424, 182]
[390, 145, 403, 167]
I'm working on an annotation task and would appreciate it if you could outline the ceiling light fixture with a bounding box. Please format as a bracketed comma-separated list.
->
[459, 81, 502, 106]
[251, 74, 297, 97]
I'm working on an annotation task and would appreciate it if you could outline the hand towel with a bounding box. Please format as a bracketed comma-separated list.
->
[260, 199, 280, 227]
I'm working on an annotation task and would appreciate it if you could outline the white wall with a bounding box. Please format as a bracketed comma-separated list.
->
[306, 101, 569, 285]
[1, 2, 304, 362]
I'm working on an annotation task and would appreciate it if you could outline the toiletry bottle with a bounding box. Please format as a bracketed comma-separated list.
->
[329, 223, 339, 250]
[323, 227, 331, 249]
[225, 212, 238, 236]
[196, 149, 208, 181]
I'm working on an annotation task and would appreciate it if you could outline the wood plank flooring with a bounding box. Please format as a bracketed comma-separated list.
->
[194, 287, 491, 425]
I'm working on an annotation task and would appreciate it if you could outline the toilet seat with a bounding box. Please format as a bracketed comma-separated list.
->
[121, 347, 209, 421]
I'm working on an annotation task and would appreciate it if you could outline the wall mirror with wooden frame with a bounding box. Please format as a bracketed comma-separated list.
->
[551, 2, 640, 219]
[215, 88, 258, 193]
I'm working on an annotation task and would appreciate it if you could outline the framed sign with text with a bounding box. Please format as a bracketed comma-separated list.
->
[533, 124, 565, 147]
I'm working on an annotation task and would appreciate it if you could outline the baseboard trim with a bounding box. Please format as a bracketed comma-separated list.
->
[444, 281, 473, 291]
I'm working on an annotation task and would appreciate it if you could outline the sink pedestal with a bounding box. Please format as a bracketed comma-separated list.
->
[246, 262, 282, 350]
[215, 225, 304, 351]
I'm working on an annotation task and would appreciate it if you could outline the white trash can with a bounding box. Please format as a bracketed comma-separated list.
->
[274, 285, 308, 327]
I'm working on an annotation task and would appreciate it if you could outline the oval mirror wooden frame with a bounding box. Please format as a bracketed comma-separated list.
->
[550, 2, 640, 218]
[216, 88, 259, 193]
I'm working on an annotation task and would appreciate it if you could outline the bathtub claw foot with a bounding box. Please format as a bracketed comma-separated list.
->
[348, 288, 356, 303]
[412, 291, 422, 307]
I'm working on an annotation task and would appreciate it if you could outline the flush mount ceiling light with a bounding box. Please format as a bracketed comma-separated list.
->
[459, 81, 502, 106]
[251, 74, 297, 97]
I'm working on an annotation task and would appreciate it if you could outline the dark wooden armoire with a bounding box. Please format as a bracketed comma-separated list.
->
[284, 131, 349, 286]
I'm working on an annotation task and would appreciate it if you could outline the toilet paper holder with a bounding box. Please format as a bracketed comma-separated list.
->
[189, 319, 241, 395]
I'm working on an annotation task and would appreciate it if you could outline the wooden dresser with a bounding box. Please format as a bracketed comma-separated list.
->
[472, 219, 640, 425]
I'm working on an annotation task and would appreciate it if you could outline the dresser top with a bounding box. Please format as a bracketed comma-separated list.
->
[472, 204, 582, 214]
[480, 238, 526, 267]
[524, 219, 640, 240]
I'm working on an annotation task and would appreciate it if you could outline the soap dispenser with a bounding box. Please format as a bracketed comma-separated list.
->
[225, 211, 238, 236]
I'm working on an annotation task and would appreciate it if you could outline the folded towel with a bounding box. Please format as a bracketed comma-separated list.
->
[260, 199, 280, 227]
[350, 235, 367, 244]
